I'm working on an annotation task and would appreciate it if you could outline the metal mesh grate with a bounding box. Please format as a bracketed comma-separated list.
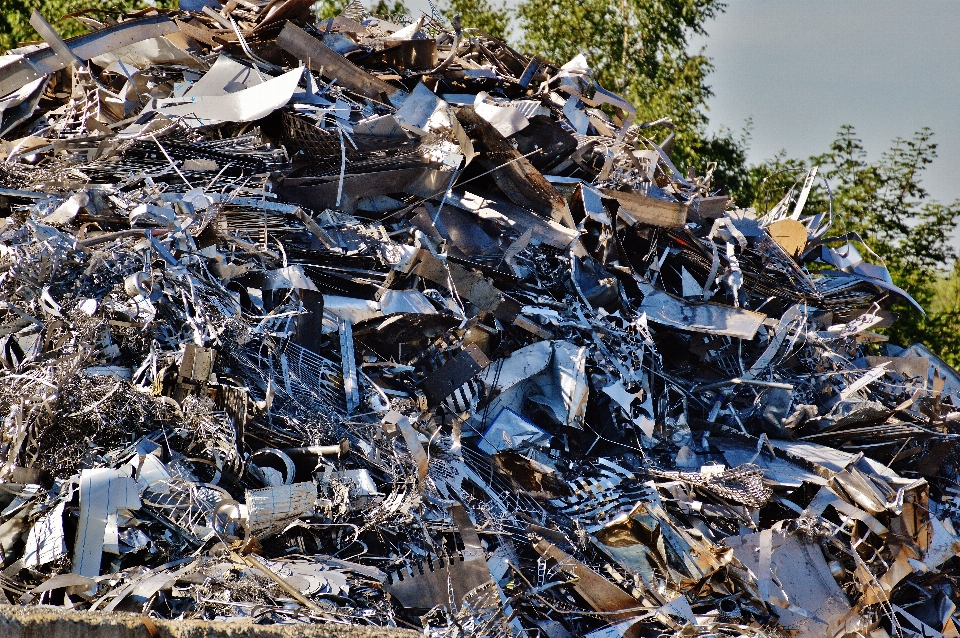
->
[652, 463, 772, 508]
[282, 112, 359, 168]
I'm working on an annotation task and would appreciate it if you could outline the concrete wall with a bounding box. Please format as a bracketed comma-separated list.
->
[0, 604, 421, 638]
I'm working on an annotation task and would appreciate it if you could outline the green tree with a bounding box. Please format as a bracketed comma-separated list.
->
[439, 0, 511, 41]
[689, 122, 751, 198]
[312, 0, 346, 20]
[312, 0, 409, 21]
[741, 150, 809, 214]
[747, 126, 960, 366]
[313, 0, 509, 41]
[1, 0, 176, 53]
[916, 260, 960, 368]
[369, 0, 408, 19]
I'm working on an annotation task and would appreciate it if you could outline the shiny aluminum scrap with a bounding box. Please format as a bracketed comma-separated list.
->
[1, 2, 959, 638]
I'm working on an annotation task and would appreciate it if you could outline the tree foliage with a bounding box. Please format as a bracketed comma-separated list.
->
[312, 0, 510, 39]
[367, 0, 409, 20]
[311, 0, 409, 21]
[312, 0, 349, 20]
[913, 260, 960, 368]
[440, 0, 511, 41]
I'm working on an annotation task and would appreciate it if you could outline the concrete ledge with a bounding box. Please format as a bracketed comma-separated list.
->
[0, 604, 420, 638]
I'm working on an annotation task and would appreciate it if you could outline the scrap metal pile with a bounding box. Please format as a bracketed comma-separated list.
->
[2, 3, 960, 637]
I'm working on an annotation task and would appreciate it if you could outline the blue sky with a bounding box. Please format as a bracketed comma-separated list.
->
[697, 0, 960, 210]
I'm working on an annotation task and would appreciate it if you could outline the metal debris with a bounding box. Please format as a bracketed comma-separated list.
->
[1, 2, 959, 637]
